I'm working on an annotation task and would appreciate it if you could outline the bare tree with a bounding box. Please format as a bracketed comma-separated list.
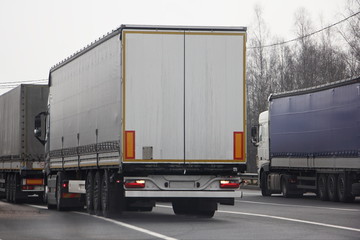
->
[339, 0, 360, 76]
[246, 4, 353, 172]
[247, 5, 273, 172]
[293, 8, 320, 88]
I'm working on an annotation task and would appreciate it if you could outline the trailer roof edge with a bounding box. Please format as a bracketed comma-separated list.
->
[49, 24, 247, 74]
[269, 75, 360, 100]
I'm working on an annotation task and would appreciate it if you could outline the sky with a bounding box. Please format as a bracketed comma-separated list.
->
[0, 0, 349, 95]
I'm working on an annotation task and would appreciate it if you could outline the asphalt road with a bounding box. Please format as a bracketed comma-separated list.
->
[0, 190, 359, 240]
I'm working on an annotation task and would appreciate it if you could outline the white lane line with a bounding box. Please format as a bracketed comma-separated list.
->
[28, 204, 178, 240]
[27, 204, 48, 210]
[218, 210, 360, 233]
[156, 205, 360, 233]
[157, 204, 172, 209]
[74, 212, 178, 240]
[236, 200, 360, 212]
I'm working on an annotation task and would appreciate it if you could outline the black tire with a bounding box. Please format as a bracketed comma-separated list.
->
[172, 199, 216, 218]
[86, 171, 94, 214]
[318, 174, 328, 201]
[5, 174, 11, 202]
[56, 172, 66, 211]
[11, 174, 18, 203]
[47, 202, 57, 209]
[0, 175, 5, 199]
[281, 176, 290, 198]
[42, 187, 48, 204]
[9, 174, 15, 203]
[197, 210, 215, 218]
[172, 200, 190, 215]
[93, 171, 102, 216]
[327, 174, 339, 202]
[126, 206, 153, 212]
[337, 173, 355, 203]
[101, 170, 110, 217]
[261, 171, 271, 197]
[138, 207, 153, 212]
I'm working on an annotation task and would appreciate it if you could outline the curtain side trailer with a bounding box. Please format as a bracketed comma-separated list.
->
[0, 84, 48, 202]
[252, 76, 360, 202]
[35, 25, 247, 217]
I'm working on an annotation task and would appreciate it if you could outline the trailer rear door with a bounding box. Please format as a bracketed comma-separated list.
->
[123, 28, 246, 164]
[184, 31, 246, 163]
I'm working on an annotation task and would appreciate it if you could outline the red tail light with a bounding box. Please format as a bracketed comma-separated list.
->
[124, 180, 145, 188]
[220, 180, 240, 189]
[22, 186, 35, 190]
[62, 182, 68, 189]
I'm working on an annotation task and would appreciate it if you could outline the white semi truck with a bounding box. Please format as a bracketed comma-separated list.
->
[252, 76, 360, 202]
[0, 84, 48, 202]
[35, 25, 247, 217]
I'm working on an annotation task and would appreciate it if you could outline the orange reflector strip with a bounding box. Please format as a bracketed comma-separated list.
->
[26, 179, 44, 185]
[234, 132, 244, 161]
[62, 193, 81, 199]
[125, 131, 135, 159]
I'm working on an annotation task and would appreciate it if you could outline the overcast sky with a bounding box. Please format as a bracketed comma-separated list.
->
[0, 0, 348, 94]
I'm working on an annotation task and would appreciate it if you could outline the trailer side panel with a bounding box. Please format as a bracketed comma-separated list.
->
[270, 81, 360, 158]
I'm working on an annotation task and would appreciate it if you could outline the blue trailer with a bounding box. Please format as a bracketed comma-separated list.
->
[252, 76, 360, 202]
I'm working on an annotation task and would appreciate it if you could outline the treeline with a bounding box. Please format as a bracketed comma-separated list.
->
[246, 0, 360, 172]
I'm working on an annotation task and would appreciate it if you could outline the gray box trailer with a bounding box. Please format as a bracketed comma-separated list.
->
[252, 76, 360, 202]
[0, 84, 48, 202]
[39, 25, 247, 217]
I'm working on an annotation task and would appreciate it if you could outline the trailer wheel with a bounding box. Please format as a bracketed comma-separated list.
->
[172, 200, 190, 215]
[0, 174, 5, 199]
[172, 199, 216, 218]
[318, 174, 328, 201]
[281, 176, 290, 198]
[139, 207, 153, 212]
[86, 171, 94, 214]
[260, 171, 271, 196]
[101, 170, 110, 217]
[93, 171, 102, 216]
[327, 174, 339, 202]
[6, 174, 11, 202]
[126, 204, 154, 212]
[9, 174, 15, 203]
[337, 174, 355, 203]
[56, 172, 66, 211]
[197, 209, 216, 218]
[12, 174, 18, 203]
[9, 174, 19, 203]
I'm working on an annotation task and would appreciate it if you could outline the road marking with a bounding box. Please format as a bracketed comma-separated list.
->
[235, 200, 360, 212]
[27, 204, 48, 210]
[156, 204, 360, 233]
[74, 212, 178, 240]
[27, 204, 178, 240]
[218, 210, 360, 233]
[157, 204, 172, 208]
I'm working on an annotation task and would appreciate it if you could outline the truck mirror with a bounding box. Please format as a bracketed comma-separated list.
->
[34, 115, 42, 137]
[34, 112, 47, 145]
[251, 126, 258, 146]
[251, 126, 257, 138]
[34, 128, 42, 137]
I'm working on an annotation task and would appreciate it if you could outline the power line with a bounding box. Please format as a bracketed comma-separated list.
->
[249, 11, 360, 49]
